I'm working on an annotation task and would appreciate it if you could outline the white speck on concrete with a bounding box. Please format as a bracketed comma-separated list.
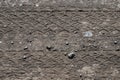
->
[28, 43, 32, 46]
[118, 4, 120, 8]
[105, 46, 108, 48]
[23, 55, 27, 59]
[70, 64, 74, 67]
[11, 3, 15, 7]
[11, 41, 14, 44]
[0, 41, 2, 43]
[83, 31, 93, 37]
[65, 41, 69, 45]
[11, 23, 13, 25]
[4, 25, 7, 27]
[19, 42, 22, 44]
[19, 3, 23, 6]
[24, 46, 28, 49]
[81, 21, 89, 25]
[35, 4, 39, 7]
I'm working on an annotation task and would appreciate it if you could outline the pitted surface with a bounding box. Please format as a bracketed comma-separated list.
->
[0, 1, 120, 80]
[0, 11, 120, 51]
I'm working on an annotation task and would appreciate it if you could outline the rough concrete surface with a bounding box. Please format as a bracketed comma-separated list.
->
[0, 0, 120, 80]
[0, 0, 120, 11]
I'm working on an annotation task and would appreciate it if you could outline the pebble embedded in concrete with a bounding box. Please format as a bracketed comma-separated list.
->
[46, 45, 53, 51]
[64, 52, 67, 56]
[65, 41, 69, 45]
[19, 42, 22, 44]
[114, 41, 118, 44]
[11, 41, 14, 44]
[24, 46, 28, 50]
[68, 52, 75, 59]
[23, 55, 27, 59]
[118, 4, 120, 8]
[81, 21, 89, 25]
[83, 31, 93, 37]
[79, 74, 82, 78]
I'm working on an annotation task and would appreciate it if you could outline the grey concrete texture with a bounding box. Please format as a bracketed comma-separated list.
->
[0, 51, 120, 80]
[0, 11, 120, 51]
[0, 0, 120, 80]
[0, 10, 120, 80]
[0, 0, 120, 11]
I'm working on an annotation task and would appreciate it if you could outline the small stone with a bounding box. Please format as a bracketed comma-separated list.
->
[24, 46, 28, 50]
[64, 52, 67, 56]
[114, 41, 118, 44]
[11, 41, 14, 44]
[116, 49, 120, 51]
[68, 52, 75, 59]
[65, 42, 69, 45]
[19, 42, 22, 44]
[35, 4, 39, 7]
[80, 74, 82, 77]
[46, 45, 53, 51]
[22, 55, 31, 60]
[23, 55, 27, 59]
